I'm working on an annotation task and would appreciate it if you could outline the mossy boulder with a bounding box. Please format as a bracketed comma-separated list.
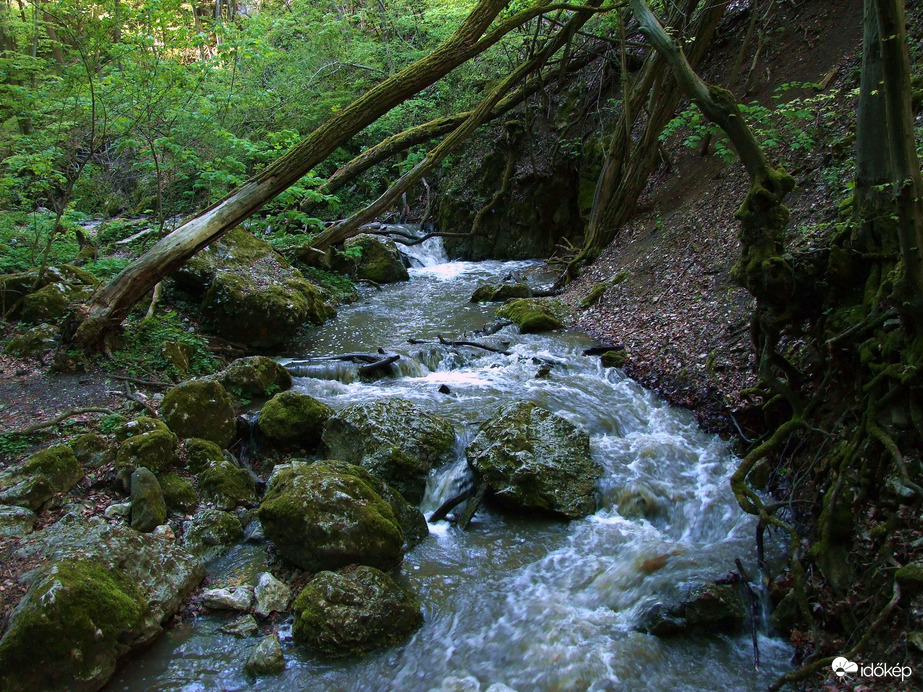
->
[115, 428, 177, 491]
[466, 402, 600, 518]
[244, 633, 286, 677]
[496, 298, 568, 333]
[181, 437, 226, 474]
[0, 505, 36, 538]
[1, 514, 204, 692]
[217, 356, 293, 404]
[71, 433, 114, 469]
[182, 508, 243, 559]
[600, 349, 627, 369]
[4, 323, 57, 357]
[157, 472, 198, 513]
[161, 341, 193, 376]
[0, 445, 83, 510]
[322, 398, 456, 504]
[896, 562, 923, 593]
[292, 565, 423, 658]
[470, 282, 532, 303]
[342, 234, 409, 284]
[258, 390, 333, 449]
[258, 460, 426, 572]
[19, 282, 93, 323]
[115, 416, 170, 443]
[161, 380, 237, 447]
[130, 467, 167, 533]
[171, 228, 330, 348]
[198, 459, 257, 510]
[637, 582, 746, 636]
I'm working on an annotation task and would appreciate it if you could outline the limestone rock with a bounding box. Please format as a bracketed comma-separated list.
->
[130, 468, 167, 533]
[466, 402, 599, 518]
[71, 433, 114, 469]
[115, 427, 177, 491]
[322, 398, 455, 504]
[157, 472, 199, 513]
[0, 505, 36, 538]
[258, 460, 426, 572]
[221, 614, 259, 638]
[217, 356, 292, 404]
[257, 390, 332, 449]
[4, 323, 58, 357]
[292, 565, 423, 657]
[244, 632, 285, 676]
[182, 437, 226, 474]
[105, 502, 131, 519]
[0, 445, 83, 511]
[342, 234, 409, 284]
[198, 459, 256, 510]
[254, 572, 292, 617]
[637, 582, 746, 636]
[202, 585, 254, 612]
[182, 508, 243, 559]
[161, 380, 236, 447]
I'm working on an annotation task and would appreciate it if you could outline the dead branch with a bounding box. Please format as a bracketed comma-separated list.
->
[16, 407, 115, 435]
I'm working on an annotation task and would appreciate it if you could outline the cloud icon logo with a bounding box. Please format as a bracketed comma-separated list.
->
[832, 657, 859, 677]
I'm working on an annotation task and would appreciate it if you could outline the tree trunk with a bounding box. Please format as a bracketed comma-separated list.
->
[75, 0, 576, 348]
[310, 1, 604, 251]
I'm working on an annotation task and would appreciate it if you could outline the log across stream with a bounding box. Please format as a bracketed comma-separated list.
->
[109, 237, 792, 691]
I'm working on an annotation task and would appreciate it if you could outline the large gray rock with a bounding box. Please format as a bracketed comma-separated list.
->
[172, 227, 329, 348]
[292, 565, 423, 657]
[161, 380, 237, 448]
[0, 445, 83, 511]
[323, 398, 455, 504]
[0, 515, 204, 692]
[341, 234, 409, 284]
[466, 402, 600, 518]
[258, 460, 427, 572]
[0, 505, 36, 538]
[130, 467, 167, 533]
[198, 458, 257, 510]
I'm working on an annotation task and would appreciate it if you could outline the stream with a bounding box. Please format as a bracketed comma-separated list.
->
[109, 236, 792, 691]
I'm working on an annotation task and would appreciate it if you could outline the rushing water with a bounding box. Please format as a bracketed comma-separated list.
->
[109, 235, 791, 691]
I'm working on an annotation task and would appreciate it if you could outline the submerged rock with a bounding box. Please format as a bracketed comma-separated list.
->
[244, 632, 286, 676]
[0, 445, 83, 511]
[0, 514, 204, 692]
[637, 582, 746, 636]
[161, 380, 237, 448]
[258, 460, 426, 572]
[291, 565, 423, 657]
[496, 298, 568, 333]
[130, 467, 167, 533]
[342, 234, 409, 284]
[258, 390, 333, 449]
[470, 282, 532, 303]
[322, 398, 455, 504]
[466, 402, 600, 518]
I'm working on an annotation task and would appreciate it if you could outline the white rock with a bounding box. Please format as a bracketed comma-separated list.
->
[104, 502, 131, 518]
[254, 572, 292, 617]
[153, 524, 175, 541]
[202, 585, 254, 611]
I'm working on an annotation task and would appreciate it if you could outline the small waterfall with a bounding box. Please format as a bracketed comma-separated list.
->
[381, 223, 449, 267]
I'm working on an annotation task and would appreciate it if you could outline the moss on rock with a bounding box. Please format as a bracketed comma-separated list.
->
[600, 349, 627, 369]
[198, 459, 257, 510]
[71, 433, 114, 469]
[4, 323, 58, 357]
[130, 468, 167, 533]
[157, 472, 199, 513]
[470, 282, 532, 303]
[115, 416, 171, 443]
[291, 565, 423, 657]
[182, 437, 226, 474]
[0, 445, 84, 511]
[182, 508, 243, 558]
[258, 460, 412, 572]
[0, 558, 147, 692]
[161, 380, 236, 447]
[342, 234, 409, 284]
[218, 356, 292, 404]
[496, 298, 568, 333]
[115, 429, 177, 491]
[258, 390, 332, 449]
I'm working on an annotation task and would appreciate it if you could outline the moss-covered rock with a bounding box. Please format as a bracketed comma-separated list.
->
[19, 282, 92, 323]
[244, 633, 286, 676]
[257, 390, 333, 449]
[322, 398, 455, 504]
[342, 234, 409, 284]
[0, 505, 36, 538]
[4, 323, 58, 357]
[161, 341, 193, 376]
[198, 459, 257, 510]
[896, 562, 923, 593]
[182, 437, 226, 474]
[0, 445, 84, 510]
[217, 356, 293, 404]
[600, 349, 627, 369]
[157, 472, 198, 513]
[0, 514, 203, 692]
[182, 508, 243, 559]
[161, 380, 236, 447]
[258, 460, 425, 572]
[171, 228, 330, 348]
[466, 402, 599, 518]
[130, 467, 167, 533]
[71, 433, 114, 469]
[292, 565, 423, 657]
[115, 428, 177, 491]
[115, 416, 171, 443]
[496, 298, 568, 333]
[470, 282, 532, 303]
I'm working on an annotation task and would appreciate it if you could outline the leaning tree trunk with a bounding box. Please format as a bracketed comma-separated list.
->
[310, 0, 605, 251]
[74, 0, 582, 348]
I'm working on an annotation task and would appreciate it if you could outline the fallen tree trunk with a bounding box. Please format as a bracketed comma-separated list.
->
[74, 0, 589, 349]
[309, 0, 607, 252]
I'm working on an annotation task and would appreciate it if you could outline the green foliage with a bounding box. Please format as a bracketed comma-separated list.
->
[0, 432, 34, 458]
[0, 210, 82, 274]
[98, 413, 127, 435]
[107, 312, 220, 380]
[300, 266, 359, 304]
